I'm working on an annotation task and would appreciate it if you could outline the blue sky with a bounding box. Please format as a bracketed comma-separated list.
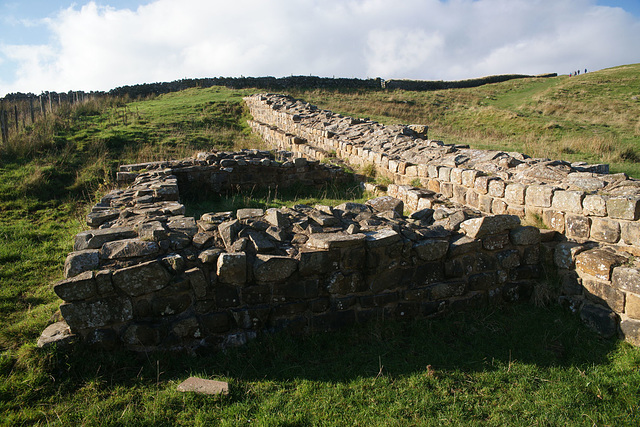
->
[0, 0, 639, 96]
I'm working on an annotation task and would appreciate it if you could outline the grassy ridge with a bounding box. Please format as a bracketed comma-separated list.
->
[1, 72, 640, 425]
[287, 64, 640, 177]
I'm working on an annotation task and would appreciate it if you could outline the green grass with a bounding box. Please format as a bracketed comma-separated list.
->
[1, 74, 640, 425]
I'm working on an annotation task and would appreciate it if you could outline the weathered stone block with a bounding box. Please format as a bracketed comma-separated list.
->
[525, 185, 554, 208]
[461, 170, 480, 187]
[448, 235, 482, 257]
[64, 249, 100, 279]
[620, 316, 640, 346]
[551, 190, 584, 213]
[474, 176, 491, 194]
[74, 226, 137, 251]
[590, 218, 620, 243]
[307, 232, 365, 249]
[620, 221, 640, 246]
[414, 239, 449, 261]
[580, 302, 618, 338]
[488, 179, 505, 198]
[364, 229, 401, 248]
[122, 324, 161, 346]
[606, 197, 640, 220]
[60, 297, 133, 330]
[496, 249, 521, 269]
[54, 271, 97, 302]
[236, 208, 264, 220]
[554, 242, 585, 269]
[136, 221, 168, 242]
[100, 238, 160, 260]
[491, 199, 508, 215]
[112, 260, 171, 297]
[583, 195, 607, 217]
[576, 249, 627, 281]
[565, 215, 591, 239]
[482, 233, 510, 250]
[612, 267, 640, 294]
[505, 183, 526, 205]
[459, 215, 520, 238]
[428, 281, 466, 300]
[185, 267, 210, 299]
[469, 271, 499, 291]
[583, 278, 625, 312]
[254, 254, 297, 282]
[626, 292, 640, 319]
[366, 196, 404, 217]
[542, 209, 565, 232]
[509, 226, 541, 245]
[216, 252, 247, 285]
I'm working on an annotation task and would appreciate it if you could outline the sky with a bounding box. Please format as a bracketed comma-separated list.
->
[0, 0, 639, 96]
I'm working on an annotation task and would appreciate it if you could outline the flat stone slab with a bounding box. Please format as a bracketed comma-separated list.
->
[37, 321, 76, 348]
[307, 232, 366, 249]
[177, 377, 229, 395]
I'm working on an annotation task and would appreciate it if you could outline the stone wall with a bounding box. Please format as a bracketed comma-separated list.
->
[43, 149, 548, 351]
[243, 93, 640, 346]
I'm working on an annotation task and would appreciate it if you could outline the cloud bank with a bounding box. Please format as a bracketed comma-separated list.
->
[1, 0, 639, 95]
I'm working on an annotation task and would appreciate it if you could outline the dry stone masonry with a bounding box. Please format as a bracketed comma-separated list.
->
[39, 94, 640, 350]
[243, 93, 640, 346]
[42, 148, 551, 351]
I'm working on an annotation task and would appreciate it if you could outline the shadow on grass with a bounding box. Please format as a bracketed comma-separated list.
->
[46, 303, 618, 395]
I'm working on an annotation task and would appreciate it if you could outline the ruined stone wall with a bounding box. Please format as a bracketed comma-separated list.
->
[244, 94, 640, 346]
[43, 149, 547, 351]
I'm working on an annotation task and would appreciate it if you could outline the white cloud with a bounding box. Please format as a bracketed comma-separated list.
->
[0, 0, 639, 95]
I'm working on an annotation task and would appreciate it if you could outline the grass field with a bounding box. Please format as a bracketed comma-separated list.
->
[1, 67, 639, 425]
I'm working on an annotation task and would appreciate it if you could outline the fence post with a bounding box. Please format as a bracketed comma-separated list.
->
[0, 106, 6, 146]
[14, 105, 19, 132]
[29, 98, 35, 124]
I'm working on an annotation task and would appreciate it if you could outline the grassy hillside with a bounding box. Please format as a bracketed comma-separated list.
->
[1, 72, 640, 425]
[287, 64, 640, 177]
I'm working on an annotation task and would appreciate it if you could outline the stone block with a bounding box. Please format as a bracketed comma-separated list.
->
[590, 218, 620, 243]
[450, 168, 463, 184]
[177, 377, 229, 396]
[478, 195, 493, 213]
[554, 242, 585, 269]
[482, 233, 510, 251]
[509, 226, 541, 245]
[626, 292, 640, 319]
[551, 190, 584, 213]
[438, 167, 451, 182]
[491, 199, 508, 215]
[112, 260, 171, 297]
[216, 253, 247, 285]
[583, 278, 625, 312]
[466, 190, 480, 208]
[620, 221, 640, 246]
[459, 215, 520, 238]
[474, 176, 491, 194]
[505, 183, 526, 205]
[583, 195, 607, 217]
[100, 238, 160, 260]
[427, 164, 439, 178]
[136, 221, 168, 242]
[37, 321, 76, 348]
[496, 249, 521, 269]
[254, 254, 298, 282]
[366, 196, 404, 217]
[542, 209, 565, 232]
[488, 179, 506, 198]
[448, 235, 482, 257]
[469, 271, 499, 291]
[575, 249, 627, 281]
[612, 267, 640, 294]
[460, 170, 480, 187]
[364, 229, 401, 248]
[606, 197, 640, 220]
[428, 281, 466, 300]
[306, 232, 365, 249]
[620, 316, 640, 346]
[185, 267, 210, 299]
[64, 249, 100, 279]
[414, 239, 449, 261]
[122, 324, 161, 346]
[525, 185, 554, 208]
[565, 215, 591, 239]
[74, 226, 137, 251]
[441, 182, 454, 198]
[54, 271, 96, 302]
[580, 302, 618, 338]
[60, 297, 133, 330]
